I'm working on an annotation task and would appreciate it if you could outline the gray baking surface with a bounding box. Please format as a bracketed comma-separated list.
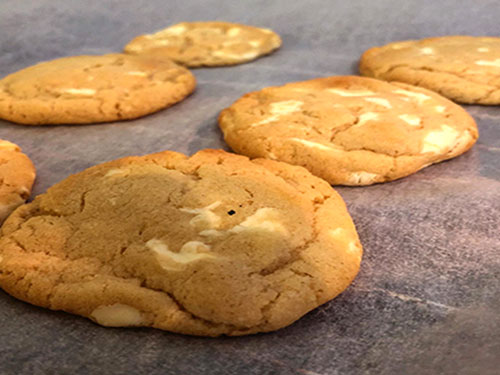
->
[0, 0, 499, 374]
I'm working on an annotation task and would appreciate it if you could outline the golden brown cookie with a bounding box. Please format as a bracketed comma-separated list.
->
[0, 149, 362, 336]
[0, 54, 196, 125]
[360, 36, 500, 105]
[0, 140, 36, 223]
[124, 21, 281, 67]
[218, 76, 478, 185]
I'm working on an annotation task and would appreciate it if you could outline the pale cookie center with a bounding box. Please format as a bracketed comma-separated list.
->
[327, 88, 375, 97]
[475, 59, 500, 67]
[364, 97, 392, 108]
[421, 125, 460, 153]
[146, 239, 214, 270]
[179, 201, 222, 230]
[90, 304, 144, 327]
[346, 171, 379, 185]
[229, 208, 287, 234]
[289, 138, 341, 152]
[398, 114, 421, 126]
[393, 89, 431, 104]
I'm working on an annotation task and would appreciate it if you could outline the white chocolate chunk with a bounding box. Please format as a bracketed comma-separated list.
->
[267, 151, 278, 159]
[157, 24, 186, 36]
[290, 138, 341, 152]
[146, 239, 213, 270]
[393, 89, 431, 104]
[434, 105, 446, 113]
[251, 115, 280, 127]
[390, 42, 411, 50]
[249, 40, 262, 48]
[180, 201, 222, 230]
[420, 47, 434, 55]
[421, 125, 460, 153]
[227, 27, 241, 37]
[475, 59, 500, 67]
[270, 100, 303, 115]
[327, 88, 375, 97]
[0, 140, 19, 151]
[62, 88, 96, 96]
[477, 47, 490, 53]
[104, 168, 129, 177]
[199, 229, 225, 237]
[127, 71, 147, 77]
[330, 228, 346, 237]
[347, 171, 379, 185]
[261, 28, 274, 34]
[398, 114, 421, 126]
[229, 208, 287, 234]
[91, 304, 144, 327]
[364, 97, 392, 108]
[356, 112, 379, 126]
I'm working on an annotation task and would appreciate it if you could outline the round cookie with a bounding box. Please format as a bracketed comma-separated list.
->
[218, 76, 478, 186]
[0, 149, 362, 336]
[0, 140, 36, 223]
[360, 36, 500, 105]
[124, 21, 281, 67]
[0, 54, 196, 125]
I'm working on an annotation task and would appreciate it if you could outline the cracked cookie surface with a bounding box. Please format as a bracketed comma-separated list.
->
[124, 21, 281, 67]
[0, 149, 361, 336]
[360, 36, 500, 104]
[218, 76, 478, 185]
[0, 140, 35, 223]
[0, 54, 195, 125]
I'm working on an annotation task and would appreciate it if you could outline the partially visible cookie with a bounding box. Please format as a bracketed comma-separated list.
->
[124, 21, 281, 67]
[0, 140, 36, 223]
[0, 149, 362, 336]
[360, 36, 500, 104]
[0, 54, 196, 125]
[219, 76, 478, 185]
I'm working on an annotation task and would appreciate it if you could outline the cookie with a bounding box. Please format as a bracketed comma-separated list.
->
[0, 149, 362, 336]
[0, 54, 196, 125]
[218, 76, 478, 185]
[360, 36, 500, 105]
[0, 140, 36, 223]
[124, 21, 281, 67]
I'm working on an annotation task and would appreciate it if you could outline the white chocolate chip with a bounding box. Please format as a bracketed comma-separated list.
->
[227, 27, 241, 37]
[157, 24, 186, 36]
[398, 114, 421, 126]
[475, 59, 500, 67]
[251, 115, 280, 127]
[270, 100, 303, 115]
[62, 88, 96, 96]
[327, 88, 375, 97]
[390, 42, 411, 50]
[90, 304, 144, 327]
[364, 97, 392, 108]
[212, 50, 259, 60]
[248, 40, 262, 48]
[146, 239, 214, 270]
[421, 125, 460, 153]
[127, 71, 147, 77]
[198, 229, 225, 237]
[477, 47, 490, 53]
[229, 208, 287, 234]
[330, 228, 346, 237]
[180, 201, 222, 230]
[420, 47, 434, 55]
[357, 112, 379, 126]
[434, 105, 446, 113]
[393, 89, 431, 104]
[104, 168, 129, 177]
[347, 171, 379, 185]
[290, 138, 341, 152]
